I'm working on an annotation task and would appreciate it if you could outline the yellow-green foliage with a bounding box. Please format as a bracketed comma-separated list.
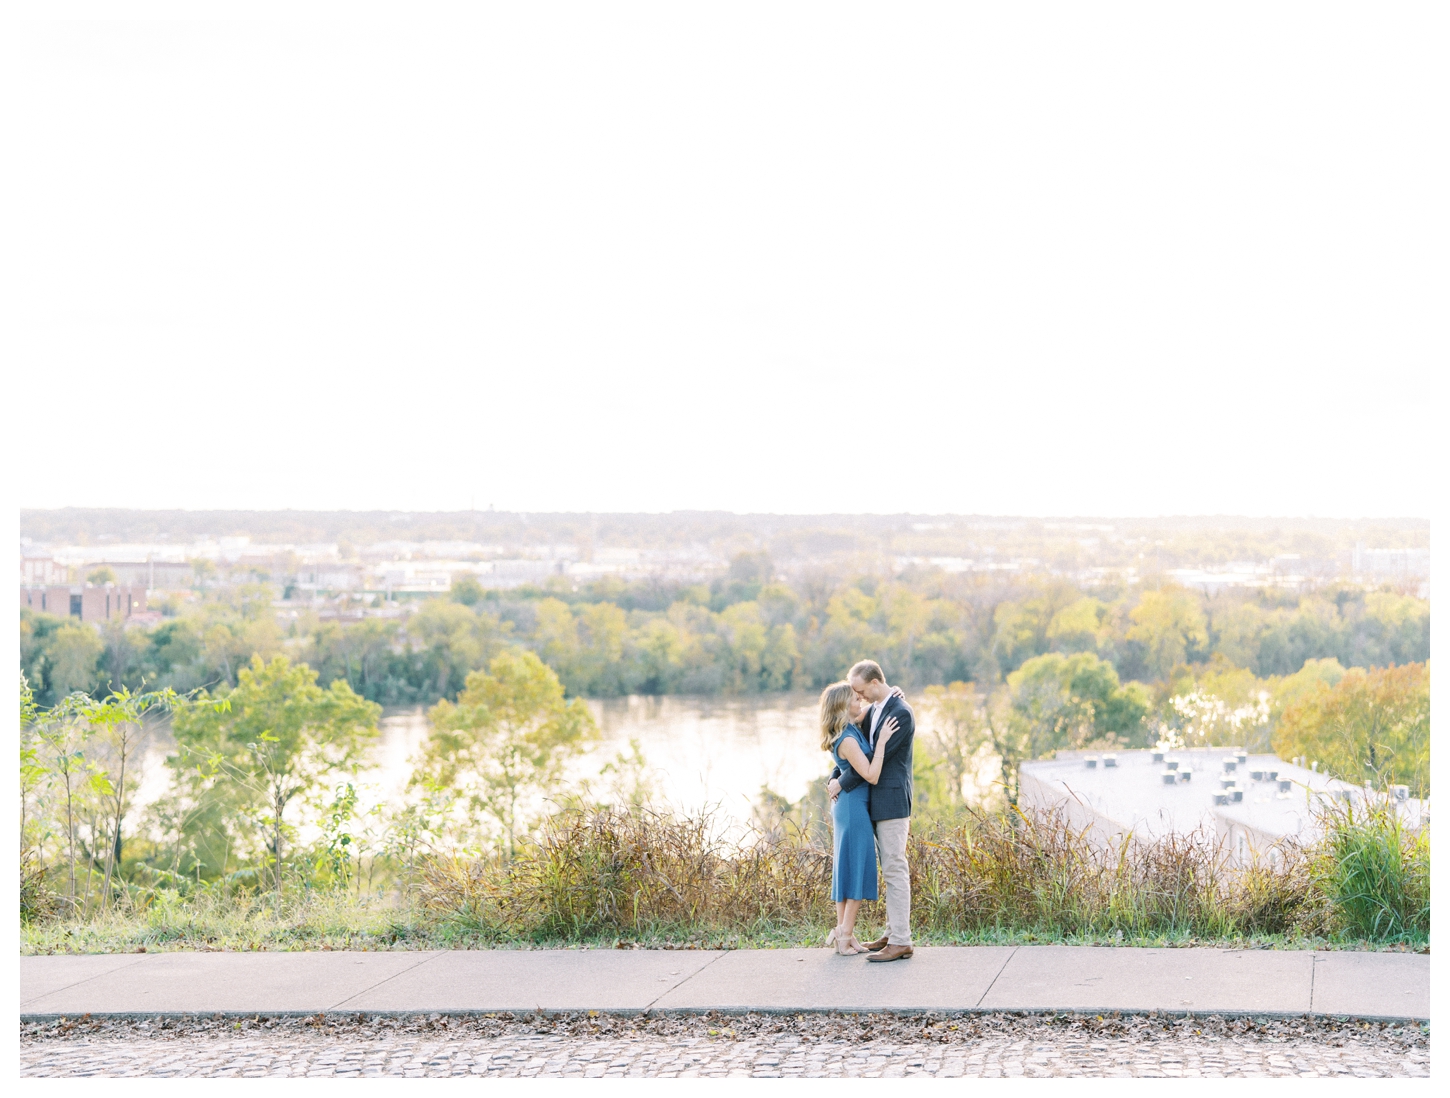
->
[1274, 663, 1429, 795]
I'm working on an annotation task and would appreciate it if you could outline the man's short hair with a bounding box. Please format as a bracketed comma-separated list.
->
[848, 659, 885, 685]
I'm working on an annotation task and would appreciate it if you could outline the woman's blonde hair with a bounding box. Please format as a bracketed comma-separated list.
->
[818, 681, 854, 752]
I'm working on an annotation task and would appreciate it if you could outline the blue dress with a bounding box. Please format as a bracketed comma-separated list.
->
[830, 724, 878, 901]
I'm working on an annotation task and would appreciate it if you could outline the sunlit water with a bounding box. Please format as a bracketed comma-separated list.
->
[363, 693, 832, 824]
[126, 692, 1002, 839]
[128, 694, 834, 833]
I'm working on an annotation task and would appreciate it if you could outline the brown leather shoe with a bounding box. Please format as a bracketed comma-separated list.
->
[859, 936, 890, 952]
[866, 944, 914, 962]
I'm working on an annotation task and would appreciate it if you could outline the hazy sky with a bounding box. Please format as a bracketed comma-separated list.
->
[10, 3, 1440, 517]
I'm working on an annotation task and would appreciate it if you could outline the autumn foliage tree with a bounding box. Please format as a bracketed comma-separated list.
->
[1272, 662, 1429, 796]
[1127, 586, 1208, 680]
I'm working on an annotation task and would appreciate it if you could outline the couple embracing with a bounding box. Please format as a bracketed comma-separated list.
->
[819, 659, 914, 962]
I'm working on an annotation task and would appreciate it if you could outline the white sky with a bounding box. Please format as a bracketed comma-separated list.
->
[8, 2, 1443, 517]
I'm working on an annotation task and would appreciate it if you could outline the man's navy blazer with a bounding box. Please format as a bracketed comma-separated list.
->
[831, 693, 914, 821]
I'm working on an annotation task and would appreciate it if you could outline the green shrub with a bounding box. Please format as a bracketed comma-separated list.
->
[1314, 796, 1429, 940]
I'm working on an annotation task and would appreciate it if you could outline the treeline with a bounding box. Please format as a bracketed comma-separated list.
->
[20, 559, 1428, 709]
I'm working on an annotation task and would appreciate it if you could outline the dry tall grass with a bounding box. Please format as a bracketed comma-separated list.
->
[416, 804, 1363, 944]
[23, 801, 1421, 953]
[420, 809, 832, 941]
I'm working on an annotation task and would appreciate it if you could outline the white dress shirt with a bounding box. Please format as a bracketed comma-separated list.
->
[868, 696, 886, 747]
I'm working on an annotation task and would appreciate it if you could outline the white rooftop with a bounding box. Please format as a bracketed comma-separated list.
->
[1019, 748, 1422, 843]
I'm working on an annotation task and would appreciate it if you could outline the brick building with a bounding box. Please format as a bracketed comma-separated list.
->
[20, 584, 148, 624]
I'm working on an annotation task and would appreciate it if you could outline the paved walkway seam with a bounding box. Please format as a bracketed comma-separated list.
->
[20, 956, 148, 1009]
[329, 951, 444, 1013]
[972, 946, 1018, 1008]
[644, 950, 729, 1012]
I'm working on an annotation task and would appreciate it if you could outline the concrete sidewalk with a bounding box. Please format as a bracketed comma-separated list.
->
[19, 946, 1429, 1022]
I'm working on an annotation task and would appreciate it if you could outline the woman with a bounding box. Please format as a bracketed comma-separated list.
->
[819, 681, 898, 955]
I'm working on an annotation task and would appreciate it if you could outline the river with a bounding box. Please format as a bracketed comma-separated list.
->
[128, 691, 1001, 835]
[368, 693, 832, 824]
[129, 693, 835, 832]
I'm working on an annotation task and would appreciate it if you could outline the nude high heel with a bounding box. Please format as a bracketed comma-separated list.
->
[835, 929, 858, 956]
[825, 925, 841, 949]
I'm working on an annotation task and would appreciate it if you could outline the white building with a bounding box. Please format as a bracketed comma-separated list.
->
[1018, 748, 1425, 867]
[1351, 543, 1430, 578]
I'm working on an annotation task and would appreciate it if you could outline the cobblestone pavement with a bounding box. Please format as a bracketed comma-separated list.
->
[21, 1012, 1430, 1078]
[20, 1032, 1432, 1077]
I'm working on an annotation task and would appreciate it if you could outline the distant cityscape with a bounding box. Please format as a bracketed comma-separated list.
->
[19, 510, 1430, 627]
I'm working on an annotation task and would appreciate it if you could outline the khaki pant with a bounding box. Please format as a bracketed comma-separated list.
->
[873, 816, 912, 946]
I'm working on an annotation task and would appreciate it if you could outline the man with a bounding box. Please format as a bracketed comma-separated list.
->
[827, 658, 914, 961]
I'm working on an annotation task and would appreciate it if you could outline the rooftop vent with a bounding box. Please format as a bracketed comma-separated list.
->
[1278, 780, 1292, 793]
[1220, 776, 1236, 789]
[1235, 751, 1248, 765]
[1250, 770, 1265, 782]
[1161, 772, 1177, 785]
[1165, 759, 1180, 771]
[1266, 770, 1279, 782]
[1085, 756, 1098, 768]
[1222, 759, 1237, 772]
[1213, 792, 1229, 806]
[1230, 789, 1244, 802]
[1152, 751, 1165, 763]
[1178, 768, 1193, 783]
[1102, 754, 1118, 768]
[1392, 785, 1410, 801]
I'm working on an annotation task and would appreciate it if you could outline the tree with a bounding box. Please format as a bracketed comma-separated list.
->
[86, 566, 117, 585]
[919, 682, 993, 809]
[761, 622, 799, 691]
[882, 586, 932, 684]
[46, 623, 106, 700]
[530, 597, 582, 691]
[574, 601, 629, 694]
[718, 601, 769, 691]
[101, 620, 146, 692]
[415, 648, 598, 858]
[72, 685, 184, 909]
[25, 687, 99, 912]
[27, 681, 187, 913]
[1127, 587, 1208, 679]
[406, 599, 504, 699]
[170, 655, 380, 893]
[994, 652, 1149, 802]
[451, 576, 486, 606]
[1273, 662, 1429, 796]
[1271, 657, 1345, 718]
[1210, 600, 1266, 670]
[1046, 597, 1107, 655]
[19, 675, 47, 868]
